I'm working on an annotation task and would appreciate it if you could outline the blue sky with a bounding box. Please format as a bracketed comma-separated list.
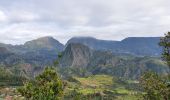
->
[0, 0, 170, 44]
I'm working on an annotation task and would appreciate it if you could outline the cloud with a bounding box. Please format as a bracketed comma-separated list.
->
[0, 0, 170, 44]
[0, 10, 7, 22]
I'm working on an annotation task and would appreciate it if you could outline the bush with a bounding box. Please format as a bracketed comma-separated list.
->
[18, 67, 63, 100]
[140, 72, 170, 100]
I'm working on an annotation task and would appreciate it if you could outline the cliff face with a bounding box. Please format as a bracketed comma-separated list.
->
[60, 43, 93, 68]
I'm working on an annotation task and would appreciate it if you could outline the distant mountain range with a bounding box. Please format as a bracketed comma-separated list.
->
[0, 36, 167, 79]
[67, 37, 161, 56]
[0, 36, 162, 56]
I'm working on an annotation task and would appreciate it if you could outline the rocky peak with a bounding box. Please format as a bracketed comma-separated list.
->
[24, 36, 64, 51]
[60, 43, 93, 68]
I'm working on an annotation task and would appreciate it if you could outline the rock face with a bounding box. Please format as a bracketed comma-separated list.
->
[60, 43, 93, 68]
[66, 37, 161, 56]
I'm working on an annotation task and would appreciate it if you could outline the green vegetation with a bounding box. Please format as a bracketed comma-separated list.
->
[17, 67, 63, 100]
[140, 72, 170, 100]
[139, 32, 170, 100]
[160, 32, 170, 69]
[1, 35, 170, 99]
[0, 66, 27, 86]
[0, 71, 142, 99]
[64, 75, 142, 99]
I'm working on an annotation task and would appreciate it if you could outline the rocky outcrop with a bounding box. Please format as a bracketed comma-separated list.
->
[60, 43, 93, 68]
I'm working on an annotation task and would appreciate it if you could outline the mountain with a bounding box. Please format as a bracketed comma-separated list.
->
[21, 37, 64, 66]
[0, 37, 65, 77]
[66, 37, 161, 56]
[0, 37, 64, 65]
[59, 43, 168, 79]
[0, 47, 23, 66]
[24, 36, 64, 52]
[0, 36, 167, 79]
[119, 37, 161, 56]
[0, 47, 13, 61]
[60, 43, 93, 68]
[66, 37, 118, 50]
[0, 36, 64, 53]
[0, 47, 11, 55]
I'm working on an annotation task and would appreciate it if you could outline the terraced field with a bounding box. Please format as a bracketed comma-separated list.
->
[64, 75, 142, 99]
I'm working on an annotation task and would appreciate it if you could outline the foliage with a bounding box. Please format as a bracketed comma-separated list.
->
[159, 32, 170, 69]
[0, 67, 27, 86]
[139, 32, 170, 100]
[140, 72, 170, 100]
[17, 67, 63, 100]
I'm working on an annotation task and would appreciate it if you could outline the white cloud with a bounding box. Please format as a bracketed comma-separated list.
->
[0, 0, 170, 44]
[0, 10, 7, 22]
[8, 11, 40, 23]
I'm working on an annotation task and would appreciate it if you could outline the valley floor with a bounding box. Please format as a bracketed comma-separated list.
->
[0, 75, 143, 100]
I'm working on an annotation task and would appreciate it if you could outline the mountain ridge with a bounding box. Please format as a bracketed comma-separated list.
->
[66, 36, 161, 56]
[0, 36, 167, 79]
[0, 36, 162, 56]
[59, 43, 168, 79]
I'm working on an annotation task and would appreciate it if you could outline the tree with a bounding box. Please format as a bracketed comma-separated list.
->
[159, 32, 170, 82]
[159, 32, 170, 71]
[18, 67, 63, 100]
[139, 32, 170, 100]
[140, 72, 170, 100]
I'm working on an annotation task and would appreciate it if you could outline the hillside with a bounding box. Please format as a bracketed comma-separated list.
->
[0, 37, 65, 78]
[59, 43, 168, 79]
[24, 36, 64, 51]
[0, 36, 168, 99]
[0, 36, 167, 80]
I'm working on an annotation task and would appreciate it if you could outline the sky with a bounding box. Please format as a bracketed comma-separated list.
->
[0, 0, 170, 44]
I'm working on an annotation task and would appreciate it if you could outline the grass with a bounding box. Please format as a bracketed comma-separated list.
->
[116, 95, 142, 100]
[65, 74, 142, 99]
[74, 75, 113, 88]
